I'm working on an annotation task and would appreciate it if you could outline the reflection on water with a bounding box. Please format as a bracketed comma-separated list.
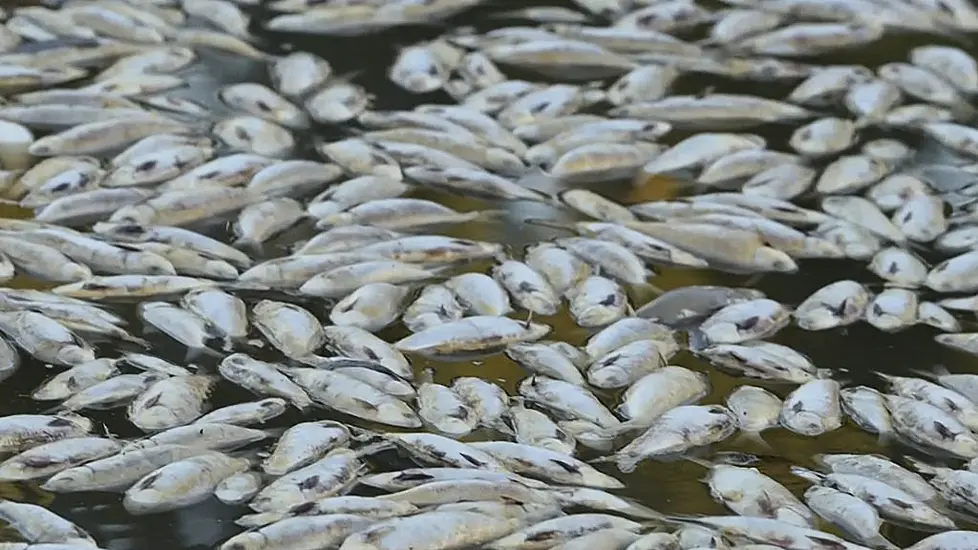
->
[0, 1, 977, 549]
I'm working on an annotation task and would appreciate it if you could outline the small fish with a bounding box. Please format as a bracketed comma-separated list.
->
[396, 316, 551, 356]
[841, 386, 893, 438]
[692, 299, 791, 348]
[780, 379, 843, 437]
[615, 405, 737, 473]
[124, 452, 250, 515]
[726, 385, 782, 445]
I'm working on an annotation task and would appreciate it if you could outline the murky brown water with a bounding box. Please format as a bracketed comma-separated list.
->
[1, 1, 978, 549]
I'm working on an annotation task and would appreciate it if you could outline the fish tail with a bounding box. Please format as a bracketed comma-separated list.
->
[685, 328, 711, 352]
[870, 535, 901, 550]
[354, 439, 395, 457]
[788, 465, 824, 483]
[586, 454, 616, 465]
[951, 100, 978, 123]
[186, 345, 223, 363]
[681, 455, 713, 469]
[122, 334, 152, 348]
[235, 512, 282, 529]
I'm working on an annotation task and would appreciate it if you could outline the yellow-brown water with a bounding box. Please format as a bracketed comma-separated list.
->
[1, 1, 978, 548]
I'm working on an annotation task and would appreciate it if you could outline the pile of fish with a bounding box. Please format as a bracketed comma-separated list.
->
[0, 0, 977, 548]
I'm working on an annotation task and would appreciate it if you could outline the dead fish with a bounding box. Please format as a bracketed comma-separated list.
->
[701, 341, 818, 384]
[840, 386, 893, 438]
[691, 299, 791, 349]
[884, 394, 978, 459]
[865, 288, 918, 332]
[567, 276, 628, 329]
[331, 283, 410, 333]
[780, 380, 843, 437]
[617, 366, 709, 426]
[794, 280, 872, 331]
[642, 133, 765, 176]
[124, 452, 250, 515]
[692, 457, 814, 526]
[803, 486, 898, 550]
[615, 405, 737, 473]
[868, 247, 928, 288]
[397, 316, 551, 356]
[790, 117, 857, 157]
[492, 260, 560, 316]
[726, 385, 782, 445]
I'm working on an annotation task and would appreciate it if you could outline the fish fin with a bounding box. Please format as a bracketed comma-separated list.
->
[870, 535, 901, 550]
[216, 281, 272, 292]
[522, 218, 577, 233]
[904, 239, 932, 255]
[788, 465, 824, 483]
[681, 455, 714, 469]
[472, 209, 509, 223]
[347, 425, 384, 443]
[185, 346, 222, 363]
[231, 237, 262, 255]
[624, 301, 636, 316]
[41, 403, 65, 415]
[327, 69, 366, 86]
[101, 423, 123, 441]
[514, 166, 562, 205]
[903, 456, 940, 476]
[632, 280, 665, 296]
[732, 431, 774, 452]
[874, 429, 896, 447]
[586, 454, 616, 465]
[121, 334, 151, 348]
[910, 365, 949, 381]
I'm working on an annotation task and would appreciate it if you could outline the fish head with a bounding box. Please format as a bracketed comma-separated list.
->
[219, 532, 266, 550]
[110, 204, 155, 225]
[522, 322, 553, 341]
[952, 434, 978, 460]
[316, 212, 355, 228]
[60, 263, 93, 282]
[58, 346, 96, 367]
[524, 145, 556, 167]
[793, 307, 842, 331]
[784, 411, 827, 436]
[752, 247, 798, 273]
[486, 148, 527, 175]
[802, 237, 846, 259]
[41, 466, 93, 492]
